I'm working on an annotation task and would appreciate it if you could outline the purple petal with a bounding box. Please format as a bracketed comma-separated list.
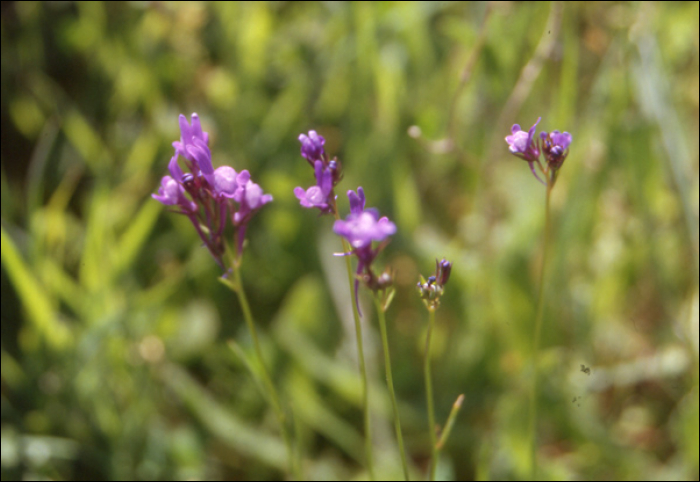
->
[348, 187, 366, 215]
[214, 166, 239, 197]
[168, 154, 183, 182]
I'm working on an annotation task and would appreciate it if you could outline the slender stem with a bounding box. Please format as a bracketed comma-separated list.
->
[437, 394, 464, 450]
[424, 308, 438, 481]
[374, 296, 410, 481]
[333, 204, 375, 480]
[229, 264, 300, 480]
[528, 183, 553, 479]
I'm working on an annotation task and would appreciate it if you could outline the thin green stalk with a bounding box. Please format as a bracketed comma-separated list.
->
[227, 263, 300, 480]
[333, 206, 375, 480]
[374, 296, 410, 481]
[424, 308, 438, 481]
[528, 184, 553, 479]
[437, 394, 464, 450]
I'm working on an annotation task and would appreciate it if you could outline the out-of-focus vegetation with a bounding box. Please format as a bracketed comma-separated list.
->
[1, 2, 698, 480]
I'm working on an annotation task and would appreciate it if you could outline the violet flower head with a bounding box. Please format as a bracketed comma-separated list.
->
[334, 210, 396, 250]
[541, 130, 572, 169]
[152, 175, 197, 213]
[233, 176, 274, 227]
[154, 114, 273, 270]
[417, 257, 453, 309]
[213, 166, 242, 199]
[505, 117, 541, 162]
[298, 130, 326, 165]
[334, 188, 396, 314]
[173, 113, 209, 158]
[294, 160, 335, 213]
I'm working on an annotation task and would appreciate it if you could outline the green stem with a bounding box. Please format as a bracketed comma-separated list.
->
[228, 263, 300, 480]
[528, 183, 553, 479]
[333, 206, 375, 480]
[424, 308, 438, 481]
[437, 394, 464, 450]
[374, 295, 410, 481]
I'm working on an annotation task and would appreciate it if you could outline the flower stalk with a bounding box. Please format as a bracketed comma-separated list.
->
[505, 118, 571, 479]
[332, 200, 375, 480]
[221, 265, 300, 480]
[374, 294, 410, 481]
[424, 307, 438, 482]
[418, 258, 453, 481]
[528, 182, 552, 479]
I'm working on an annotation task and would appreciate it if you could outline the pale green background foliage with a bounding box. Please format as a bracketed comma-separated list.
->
[1, 2, 698, 480]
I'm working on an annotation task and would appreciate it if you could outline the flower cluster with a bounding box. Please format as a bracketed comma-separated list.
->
[417, 258, 452, 310]
[505, 117, 572, 186]
[153, 114, 272, 269]
[333, 187, 396, 313]
[293, 130, 342, 214]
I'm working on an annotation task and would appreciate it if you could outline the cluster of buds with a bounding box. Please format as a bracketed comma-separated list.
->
[505, 117, 572, 187]
[333, 187, 397, 314]
[293, 130, 343, 214]
[417, 258, 452, 310]
[153, 114, 272, 270]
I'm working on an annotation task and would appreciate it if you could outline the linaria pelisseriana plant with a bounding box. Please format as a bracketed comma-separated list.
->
[333, 188, 410, 480]
[505, 118, 572, 478]
[295, 131, 409, 480]
[153, 114, 300, 479]
[417, 258, 463, 481]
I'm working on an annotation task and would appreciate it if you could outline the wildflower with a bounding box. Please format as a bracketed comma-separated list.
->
[152, 175, 197, 213]
[153, 113, 272, 269]
[418, 258, 452, 310]
[294, 160, 335, 213]
[334, 188, 396, 313]
[505, 117, 541, 162]
[505, 118, 572, 187]
[298, 130, 326, 165]
[294, 130, 343, 215]
[540, 130, 572, 170]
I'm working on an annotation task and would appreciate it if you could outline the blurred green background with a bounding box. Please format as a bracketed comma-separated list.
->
[1, 1, 698, 480]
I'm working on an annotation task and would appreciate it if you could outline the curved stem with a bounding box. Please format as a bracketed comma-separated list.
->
[424, 308, 438, 481]
[374, 296, 410, 480]
[528, 183, 553, 479]
[333, 204, 375, 480]
[228, 264, 300, 480]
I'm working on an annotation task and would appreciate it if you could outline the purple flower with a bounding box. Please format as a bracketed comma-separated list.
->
[294, 160, 334, 213]
[233, 176, 274, 227]
[214, 166, 244, 199]
[173, 113, 209, 158]
[334, 211, 396, 249]
[154, 114, 273, 270]
[417, 258, 452, 308]
[172, 114, 215, 186]
[334, 188, 396, 314]
[540, 130, 572, 169]
[152, 175, 197, 213]
[505, 117, 541, 162]
[298, 130, 326, 164]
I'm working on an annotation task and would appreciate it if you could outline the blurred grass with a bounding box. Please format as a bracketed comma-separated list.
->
[1, 1, 698, 480]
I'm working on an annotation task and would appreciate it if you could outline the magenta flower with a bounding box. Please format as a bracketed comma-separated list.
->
[233, 177, 273, 226]
[540, 130, 572, 169]
[505, 117, 541, 162]
[152, 175, 197, 213]
[153, 113, 272, 270]
[294, 160, 335, 213]
[506, 117, 572, 187]
[294, 130, 343, 216]
[298, 130, 326, 165]
[334, 188, 396, 314]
